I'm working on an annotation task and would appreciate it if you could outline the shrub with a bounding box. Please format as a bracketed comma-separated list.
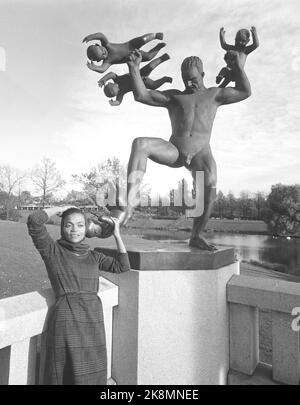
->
[0, 209, 22, 222]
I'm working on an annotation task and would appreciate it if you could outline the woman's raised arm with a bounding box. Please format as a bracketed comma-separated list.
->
[27, 206, 76, 259]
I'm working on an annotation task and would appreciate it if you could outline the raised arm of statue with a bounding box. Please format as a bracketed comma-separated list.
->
[219, 27, 235, 51]
[109, 93, 124, 106]
[245, 26, 259, 55]
[82, 32, 109, 45]
[87, 60, 111, 73]
[98, 72, 117, 87]
[127, 49, 172, 107]
[215, 51, 251, 105]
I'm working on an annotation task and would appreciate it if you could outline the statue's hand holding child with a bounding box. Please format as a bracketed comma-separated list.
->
[127, 49, 143, 68]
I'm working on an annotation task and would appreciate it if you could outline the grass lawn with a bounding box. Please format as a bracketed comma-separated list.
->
[0, 219, 121, 297]
[18, 211, 269, 233]
[0, 220, 54, 297]
[0, 217, 280, 298]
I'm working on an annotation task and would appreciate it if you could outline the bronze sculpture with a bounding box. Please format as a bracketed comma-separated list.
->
[83, 32, 166, 73]
[122, 49, 252, 251]
[83, 29, 256, 250]
[216, 26, 259, 87]
[98, 54, 172, 106]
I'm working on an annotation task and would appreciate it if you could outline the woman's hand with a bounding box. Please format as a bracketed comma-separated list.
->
[111, 217, 121, 238]
[111, 217, 127, 253]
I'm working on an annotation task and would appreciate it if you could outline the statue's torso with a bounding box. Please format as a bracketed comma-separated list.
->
[168, 88, 218, 142]
[166, 88, 219, 164]
[235, 50, 247, 67]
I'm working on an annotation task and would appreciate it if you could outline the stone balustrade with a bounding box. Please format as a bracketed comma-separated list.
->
[1, 259, 299, 385]
[227, 275, 300, 385]
[0, 278, 118, 385]
[99, 242, 239, 385]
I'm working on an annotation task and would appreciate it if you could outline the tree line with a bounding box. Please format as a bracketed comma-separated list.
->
[0, 157, 299, 236]
[0, 158, 64, 220]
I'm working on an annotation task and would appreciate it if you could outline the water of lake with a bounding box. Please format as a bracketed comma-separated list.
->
[138, 230, 300, 277]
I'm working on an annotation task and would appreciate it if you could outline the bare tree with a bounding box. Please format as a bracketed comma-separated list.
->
[0, 165, 26, 219]
[72, 157, 127, 208]
[72, 157, 151, 212]
[31, 157, 65, 208]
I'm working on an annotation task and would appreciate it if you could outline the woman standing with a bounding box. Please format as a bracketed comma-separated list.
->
[27, 206, 130, 385]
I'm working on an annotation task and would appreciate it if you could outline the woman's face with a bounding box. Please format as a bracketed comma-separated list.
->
[62, 213, 86, 243]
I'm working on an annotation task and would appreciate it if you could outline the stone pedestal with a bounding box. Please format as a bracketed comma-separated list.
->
[98, 237, 239, 385]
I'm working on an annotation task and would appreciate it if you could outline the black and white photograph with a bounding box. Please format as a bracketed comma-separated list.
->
[0, 0, 299, 390]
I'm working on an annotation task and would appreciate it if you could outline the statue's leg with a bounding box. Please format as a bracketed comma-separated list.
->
[129, 33, 164, 49]
[140, 43, 166, 62]
[123, 137, 181, 225]
[145, 76, 172, 90]
[140, 53, 170, 77]
[187, 146, 217, 251]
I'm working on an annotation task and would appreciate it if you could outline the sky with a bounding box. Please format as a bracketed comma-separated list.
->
[0, 0, 299, 198]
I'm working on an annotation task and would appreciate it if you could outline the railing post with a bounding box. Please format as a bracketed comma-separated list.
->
[103, 306, 113, 380]
[272, 311, 300, 385]
[0, 279, 118, 385]
[8, 337, 37, 385]
[229, 302, 259, 375]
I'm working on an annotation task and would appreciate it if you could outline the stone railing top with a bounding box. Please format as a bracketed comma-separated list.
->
[0, 278, 118, 350]
[227, 274, 300, 313]
[97, 236, 235, 271]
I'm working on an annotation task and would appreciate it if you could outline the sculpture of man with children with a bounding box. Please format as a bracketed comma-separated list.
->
[83, 26, 259, 251]
[26, 24, 259, 387]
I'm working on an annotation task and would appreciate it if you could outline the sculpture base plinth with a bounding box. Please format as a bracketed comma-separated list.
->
[98, 237, 239, 385]
[98, 236, 235, 270]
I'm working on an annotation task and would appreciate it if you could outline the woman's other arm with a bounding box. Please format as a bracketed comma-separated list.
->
[95, 219, 130, 273]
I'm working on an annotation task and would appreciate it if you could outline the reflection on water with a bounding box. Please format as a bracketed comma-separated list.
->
[138, 230, 300, 277]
